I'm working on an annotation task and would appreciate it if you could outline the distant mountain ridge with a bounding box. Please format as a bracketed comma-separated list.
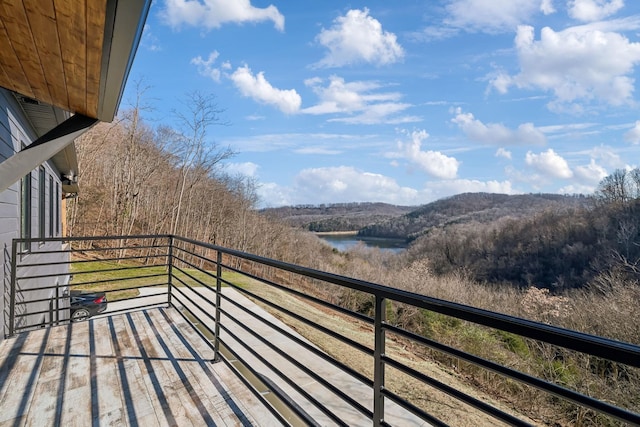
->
[260, 202, 414, 231]
[262, 193, 591, 239]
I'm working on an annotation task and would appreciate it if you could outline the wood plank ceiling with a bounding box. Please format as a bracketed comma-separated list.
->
[0, 0, 106, 119]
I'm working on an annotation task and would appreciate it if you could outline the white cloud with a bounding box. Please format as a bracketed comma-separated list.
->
[623, 120, 640, 144]
[141, 24, 162, 52]
[410, 26, 460, 42]
[424, 179, 518, 198]
[191, 51, 221, 81]
[224, 162, 259, 177]
[537, 122, 598, 133]
[496, 147, 512, 159]
[573, 159, 608, 184]
[492, 24, 640, 110]
[394, 130, 461, 179]
[525, 148, 573, 178]
[589, 145, 627, 168]
[452, 109, 546, 145]
[568, 0, 624, 22]
[315, 8, 404, 67]
[540, 0, 556, 14]
[302, 76, 419, 124]
[291, 166, 419, 205]
[294, 147, 342, 155]
[229, 65, 302, 114]
[558, 183, 598, 194]
[444, 0, 544, 32]
[160, 0, 284, 31]
[257, 171, 519, 207]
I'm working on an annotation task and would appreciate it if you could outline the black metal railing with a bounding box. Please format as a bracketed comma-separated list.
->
[5, 235, 640, 426]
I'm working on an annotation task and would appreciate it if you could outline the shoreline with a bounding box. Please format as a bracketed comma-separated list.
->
[312, 231, 359, 236]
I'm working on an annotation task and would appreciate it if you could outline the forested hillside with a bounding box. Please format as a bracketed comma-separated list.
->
[67, 97, 334, 266]
[359, 192, 589, 239]
[261, 202, 414, 231]
[398, 171, 640, 290]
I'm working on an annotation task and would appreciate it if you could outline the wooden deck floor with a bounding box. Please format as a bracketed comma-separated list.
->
[0, 308, 280, 427]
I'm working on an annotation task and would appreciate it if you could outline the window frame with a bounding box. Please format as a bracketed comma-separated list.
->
[20, 170, 32, 253]
[55, 182, 60, 236]
[38, 166, 46, 243]
[49, 174, 54, 238]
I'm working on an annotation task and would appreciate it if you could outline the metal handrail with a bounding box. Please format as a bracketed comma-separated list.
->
[7, 234, 640, 426]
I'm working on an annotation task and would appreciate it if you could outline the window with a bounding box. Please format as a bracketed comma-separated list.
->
[39, 166, 45, 241]
[49, 175, 54, 237]
[20, 171, 31, 252]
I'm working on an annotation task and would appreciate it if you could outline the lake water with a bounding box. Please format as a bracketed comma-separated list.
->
[317, 234, 408, 254]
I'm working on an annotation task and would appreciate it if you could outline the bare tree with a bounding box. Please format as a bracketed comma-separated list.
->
[168, 92, 235, 235]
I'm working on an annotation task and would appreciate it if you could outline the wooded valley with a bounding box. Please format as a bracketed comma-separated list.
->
[68, 100, 640, 425]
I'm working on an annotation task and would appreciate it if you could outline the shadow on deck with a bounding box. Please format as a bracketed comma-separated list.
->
[0, 307, 274, 426]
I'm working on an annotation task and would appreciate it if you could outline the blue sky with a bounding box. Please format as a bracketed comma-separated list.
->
[123, 0, 640, 207]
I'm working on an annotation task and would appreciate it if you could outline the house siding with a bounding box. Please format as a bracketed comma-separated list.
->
[0, 89, 71, 338]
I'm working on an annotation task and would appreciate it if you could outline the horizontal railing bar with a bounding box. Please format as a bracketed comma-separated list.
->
[221, 278, 374, 357]
[171, 263, 217, 289]
[68, 273, 167, 288]
[15, 272, 70, 282]
[220, 260, 374, 325]
[170, 270, 375, 391]
[170, 293, 218, 340]
[217, 286, 375, 389]
[384, 324, 640, 425]
[380, 387, 451, 427]
[171, 245, 219, 268]
[93, 301, 168, 319]
[70, 245, 168, 254]
[170, 268, 375, 418]
[173, 235, 640, 367]
[14, 306, 65, 319]
[15, 295, 67, 306]
[382, 356, 528, 426]
[18, 265, 165, 281]
[15, 273, 167, 293]
[14, 291, 168, 320]
[216, 319, 350, 426]
[17, 251, 167, 268]
[170, 280, 219, 325]
[72, 281, 168, 294]
[170, 296, 298, 427]
[171, 254, 218, 283]
[12, 282, 68, 294]
[13, 234, 171, 244]
[212, 292, 374, 418]
[15, 245, 167, 259]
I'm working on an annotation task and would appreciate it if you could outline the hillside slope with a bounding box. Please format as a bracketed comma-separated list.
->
[359, 193, 590, 239]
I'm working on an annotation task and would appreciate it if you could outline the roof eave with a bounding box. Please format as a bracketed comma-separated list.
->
[98, 0, 152, 122]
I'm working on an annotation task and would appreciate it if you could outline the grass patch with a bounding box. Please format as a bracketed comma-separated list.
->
[70, 258, 250, 301]
[70, 259, 166, 301]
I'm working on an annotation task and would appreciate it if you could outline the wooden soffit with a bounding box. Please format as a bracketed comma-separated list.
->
[0, 0, 150, 123]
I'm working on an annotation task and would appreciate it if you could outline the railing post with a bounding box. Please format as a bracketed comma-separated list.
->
[373, 295, 386, 426]
[213, 250, 222, 362]
[167, 236, 174, 307]
[8, 239, 18, 337]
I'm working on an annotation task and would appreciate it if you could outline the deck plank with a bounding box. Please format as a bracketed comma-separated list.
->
[0, 308, 280, 427]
